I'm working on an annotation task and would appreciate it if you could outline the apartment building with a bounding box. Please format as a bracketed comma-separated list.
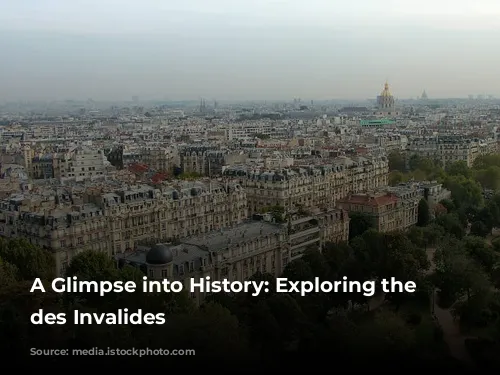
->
[31, 154, 55, 179]
[0, 193, 108, 275]
[0, 180, 247, 275]
[312, 207, 350, 244]
[23, 145, 108, 180]
[115, 210, 348, 305]
[226, 122, 288, 140]
[179, 145, 246, 176]
[395, 181, 450, 219]
[224, 155, 389, 215]
[421, 181, 451, 213]
[116, 221, 283, 305]
[53, 146, 107, 180]
[140, 146, 180, 174]
[337, 186, 421, 233]
[406, 135, 490, 167]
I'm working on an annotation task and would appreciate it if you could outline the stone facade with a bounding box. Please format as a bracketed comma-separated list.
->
[0, 180, 247, 275]
[337, 188, 420, 233]
[224, 155, 389, 215]
[116, 210, 349, 306]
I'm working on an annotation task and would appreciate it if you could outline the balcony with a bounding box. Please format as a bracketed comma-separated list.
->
[289, 227, 320, 240]
[290, 237, 320, 251]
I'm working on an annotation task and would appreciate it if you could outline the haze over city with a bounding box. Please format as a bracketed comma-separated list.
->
[1, 0, 500, 101]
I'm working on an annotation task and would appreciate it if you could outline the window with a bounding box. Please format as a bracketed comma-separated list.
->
[149, 269, 154, 278]
[161, 269, 168, 278]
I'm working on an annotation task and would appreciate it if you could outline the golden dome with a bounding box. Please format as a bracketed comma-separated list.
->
[380, 81, 392, 97]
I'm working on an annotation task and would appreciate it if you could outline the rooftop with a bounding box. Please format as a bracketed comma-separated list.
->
[339, 193, 398, 207]
[182, 220, 282, 251]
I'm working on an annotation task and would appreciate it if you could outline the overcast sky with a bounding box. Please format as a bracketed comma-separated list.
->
[1, 0, 499, 101]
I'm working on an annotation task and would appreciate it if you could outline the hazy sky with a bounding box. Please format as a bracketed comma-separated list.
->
[1, 0, 500, 101]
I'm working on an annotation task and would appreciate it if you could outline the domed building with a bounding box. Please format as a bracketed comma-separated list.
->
[146, 243, 173, 265]
[145, 243, 174, 279]
[375, 81, 399, 116]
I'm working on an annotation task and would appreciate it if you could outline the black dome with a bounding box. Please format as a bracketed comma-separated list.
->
[146, 244, 173, 265]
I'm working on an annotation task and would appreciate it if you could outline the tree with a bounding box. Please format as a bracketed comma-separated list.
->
[473, 154, 500, 170]
[322, 241, 355, 279]
[446, 161, 471, 178]
[0, 257, 18, 288]
[356, 310, 416, 356]
[439, 199, 456, 212]
[418, 158, 437, 176]
[161, 302, 250, 363]
[476, 206, 495, 234]
[0, 238, 55, 281]
[380, 233, 429, 280]
[389, 171, 405, 186]
[417, 198, 430, 226]
[348, 212, 374, 240]
[0, 281, 67, 358]
[66, 250, 119, 281]
[463, 236, 499, 272]
[474, 166, 500, 191]
[64, 250, 122, 307]
[451, 292, 496, 329]
[486, 200, 500, 228]
[301, 248, 330, 279]
[407, 226, 426, 247]
[491, 263, 500, 289]
[409, 154, 422, 171]
[435, 213, 465, 239]
[471, 221, 490, 237]
[411, 169, 427, 181]
[379, 233, 429, 308]
[444, 175, 483, 208]
[282, 259, 314, 282]
[433, 240, 491, 306]
[388, 151, 405, 171]
[423, 223, 446, 246]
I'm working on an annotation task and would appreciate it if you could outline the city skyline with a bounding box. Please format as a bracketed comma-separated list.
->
[1, 0, 500, 100]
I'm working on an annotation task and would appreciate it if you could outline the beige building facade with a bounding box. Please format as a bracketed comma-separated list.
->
[224, 155, 389, 216]
[0, 180, 248, 275]
[337, 188, 420, 233]
[116, 209, 349, 306]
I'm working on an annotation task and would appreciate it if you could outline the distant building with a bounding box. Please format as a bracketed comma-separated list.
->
[375, 82, 400, 117]
[406, 135, 496, 168]
[359, 119, 395, 127]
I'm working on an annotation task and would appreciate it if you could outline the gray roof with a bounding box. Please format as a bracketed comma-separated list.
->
[182, 220, 282, 252]
[146, 243, 174, 265]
